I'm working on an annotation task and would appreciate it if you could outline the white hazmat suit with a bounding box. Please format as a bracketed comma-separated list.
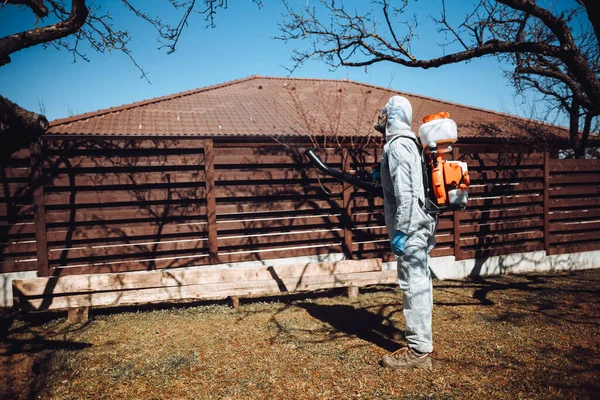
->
[380, 96, 437, 354]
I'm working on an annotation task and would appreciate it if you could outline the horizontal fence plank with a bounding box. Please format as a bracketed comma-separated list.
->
[460, 242, 545, 259]
[48, 235, 209, 262]
[216, 198, 342, 215]
[463, 152, 545, 166]
[16, 259, 383, 295]
[462, 205, 544, 220]
[0, 259, 38, 273]
[0, 241, 37, 257]
[47, 222, 209, 245]
[0, 253, 37, 265]
[0, 222, 36, 241]
[0, 182, 34, 198]
[549, 185, 600, 197]
[549, 231, 600, 244]
[548, 208, 600, 222]
[44, 150, 207, 164]
[216, 214, 342, 233]
[45, 172, 207, 188]
[217, 229, 343, 250]
[550, 197, 600, 208]
[45, 204, 208, 226]
[549, 221, 600, 233]
[349, 196, 385, 209]
[212, 244, 342, 266]
[44, 138, 208, 151]
[466, 170, 544, 181]
[49, 256, 213, 275]
[548, 242, 600, 255]
[44, 188, 207, 205]
[459, 217, 543, 234]
[549, 174, 600, 185]
[215, 185, 343, 199]
[16, 269, 395, 310]
[0, 168, 31, 181]
[51, 241, 342, 276]
[549, 159, 600, 172]
[351, 240, 454, 258]
[0, 208, 34, 222]
[460, 230, 544, 247]
[45, 181, 208, 194]
[467, 194, 543, 208]
[351, 215, 454, 232]
[466, 182, 543, 195]
[1, 148, 32, 159]
[351, 211, 385, 225]
[215, 156, 317, 166]
[45, 154, 207, 170]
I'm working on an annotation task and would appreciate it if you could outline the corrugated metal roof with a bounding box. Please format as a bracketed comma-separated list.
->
[47, 75, 569, 142]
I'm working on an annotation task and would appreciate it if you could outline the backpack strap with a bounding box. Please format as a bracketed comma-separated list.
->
[387, 135, 439, 216]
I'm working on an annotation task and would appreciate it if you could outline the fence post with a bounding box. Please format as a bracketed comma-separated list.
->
[453, 147, 462, 260]
[341, 149, 353, 259]
[543, 151, 551, 255]
[204, 139, 218, 263]
[31, 139, 49, 277]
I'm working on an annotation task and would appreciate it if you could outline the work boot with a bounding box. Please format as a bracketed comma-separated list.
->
[380, 347, 432, 370]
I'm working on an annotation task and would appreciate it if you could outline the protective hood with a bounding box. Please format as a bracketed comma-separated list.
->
[384, 96, 415, 140]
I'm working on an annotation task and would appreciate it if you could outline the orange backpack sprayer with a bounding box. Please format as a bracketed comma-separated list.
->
[418, 112, 470, 213]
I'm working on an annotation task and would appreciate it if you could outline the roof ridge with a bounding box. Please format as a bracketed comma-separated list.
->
[49, 75, 262, 127]
[326, 78, 569, 132]
[258, 76, 568, 132]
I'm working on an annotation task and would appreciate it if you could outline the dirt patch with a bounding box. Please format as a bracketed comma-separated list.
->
[2, 269, 600, 399]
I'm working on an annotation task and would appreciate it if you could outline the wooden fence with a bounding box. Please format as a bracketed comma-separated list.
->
[1, 138, 599, 277]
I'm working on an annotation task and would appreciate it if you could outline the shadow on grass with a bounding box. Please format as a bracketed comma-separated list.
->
[0, 309, 92, 356]
[295, 302, 404, 352]
[0, 309, 93, 400]
[435, 271, 600, 326]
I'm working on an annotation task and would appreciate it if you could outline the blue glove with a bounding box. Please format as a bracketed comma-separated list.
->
[391, 231, 407, 257]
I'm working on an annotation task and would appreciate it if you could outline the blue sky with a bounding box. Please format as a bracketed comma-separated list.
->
[1, 0, 531, 122]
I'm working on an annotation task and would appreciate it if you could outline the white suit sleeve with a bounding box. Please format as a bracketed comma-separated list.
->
[388, 144, 418, 234]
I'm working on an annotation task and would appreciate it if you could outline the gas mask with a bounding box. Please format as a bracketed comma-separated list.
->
[374, 108, 388, 134]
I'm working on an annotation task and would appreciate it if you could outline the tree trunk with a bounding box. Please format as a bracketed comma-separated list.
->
[575, 113, 593, 159]
[0, 94, 48, 158]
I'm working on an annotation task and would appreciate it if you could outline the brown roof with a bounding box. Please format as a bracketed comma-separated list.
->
[47, 75, 570, 143]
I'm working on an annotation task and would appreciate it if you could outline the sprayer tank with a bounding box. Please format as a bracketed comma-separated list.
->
[418, 116, 458, 148]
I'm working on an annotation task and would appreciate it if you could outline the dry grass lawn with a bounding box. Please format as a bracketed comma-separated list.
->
[1, 268, 599, 399]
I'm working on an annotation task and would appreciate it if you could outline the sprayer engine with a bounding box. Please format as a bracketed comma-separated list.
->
[419, 112, 470, 212]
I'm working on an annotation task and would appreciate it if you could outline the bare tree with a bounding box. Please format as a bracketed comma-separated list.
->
[0, 0, 263, 158]
[279, 0, 599, 157]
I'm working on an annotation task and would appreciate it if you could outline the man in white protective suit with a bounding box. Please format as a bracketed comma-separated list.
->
[375, 95, 437, 370]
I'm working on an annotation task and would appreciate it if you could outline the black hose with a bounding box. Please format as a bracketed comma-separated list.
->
[304, 149, 384, 198]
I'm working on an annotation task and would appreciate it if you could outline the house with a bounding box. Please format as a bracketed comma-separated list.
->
[46, 75, 571, 151]
[2, 76, 598, 308]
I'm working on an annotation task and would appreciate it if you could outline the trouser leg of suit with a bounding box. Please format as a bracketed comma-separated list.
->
[397, 229, 436, 354]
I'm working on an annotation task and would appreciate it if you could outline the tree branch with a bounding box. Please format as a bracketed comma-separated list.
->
[0, 0, 88, 66]
[335, 38, 560, 69]
[5, 0, 49, 18]
[580, 0, 600, 46]
[515, 63, 592, 110]
[575, 111, 594, 158]
[497, 0, 600, 107]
